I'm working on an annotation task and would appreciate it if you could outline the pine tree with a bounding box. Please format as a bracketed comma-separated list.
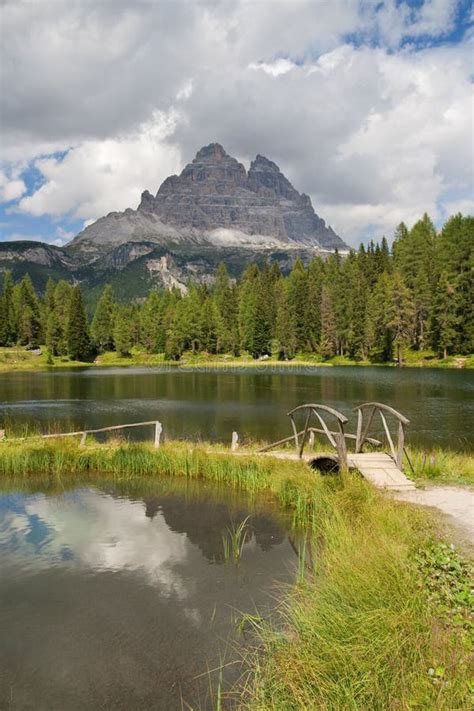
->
[238, 264, 259, 356]
[387, 272, 415, 365]
[54, 280, 73, 355]
[140, 289, 166, 353]
[433, 272, 460, 358]
[113, 306, 133, 357]
[91, 284, 115, 352]
[67, 286, 91, 361]
[14, 275, 41, 345]
[319, 286, 337, 358]
[287, 258, 308, 351]
[274, 278, 296, 359]
[2, 271, 16, 344]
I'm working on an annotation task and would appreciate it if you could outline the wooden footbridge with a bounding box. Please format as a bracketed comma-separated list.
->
[257, 402, 416, 491]
[2, 400, 416, 492]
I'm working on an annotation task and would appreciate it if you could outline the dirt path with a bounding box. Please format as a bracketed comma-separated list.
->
[394, 485, 474, 547]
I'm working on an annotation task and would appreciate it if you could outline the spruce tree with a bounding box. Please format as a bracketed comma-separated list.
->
[274, 278, 296, 359]
[91, 284, 115, 352]
[67, 286, 91, 361]
[387, 272, 415, 365]
[113, 306, 133, 357]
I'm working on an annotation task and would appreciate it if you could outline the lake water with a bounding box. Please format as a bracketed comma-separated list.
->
[0, 478, 297, 710]
[0, 366, 472, 450]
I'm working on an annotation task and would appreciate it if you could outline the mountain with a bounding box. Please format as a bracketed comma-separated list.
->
[0, 143, 348, 298]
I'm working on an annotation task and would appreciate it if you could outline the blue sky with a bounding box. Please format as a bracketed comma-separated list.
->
[1, 0, 472, 247]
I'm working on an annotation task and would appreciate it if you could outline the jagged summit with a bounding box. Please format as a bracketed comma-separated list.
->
[0, 144, 348, 296]
[67, 143, 346, 261]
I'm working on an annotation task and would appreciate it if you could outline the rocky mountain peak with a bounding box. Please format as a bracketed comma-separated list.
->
[71, 142, 348, 257]
[194, 142, 229, 162]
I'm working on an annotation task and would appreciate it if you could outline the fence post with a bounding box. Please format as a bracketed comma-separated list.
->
[308, 431, 315, 449]
[80, 431, 87, 446]
[231, 431, 239, 451]
[154, 421, 162, 449]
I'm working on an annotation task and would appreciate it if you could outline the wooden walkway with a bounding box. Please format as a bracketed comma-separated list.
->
[257, 401, 417, 492]
[255, 449, 415, 491]
[347, 452, 415, 491]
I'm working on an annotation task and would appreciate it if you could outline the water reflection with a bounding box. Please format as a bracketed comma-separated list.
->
[0, 366, 472, 449]
[0, 480, 295, 710]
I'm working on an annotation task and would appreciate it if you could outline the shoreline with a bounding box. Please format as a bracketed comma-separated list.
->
[1, 346, 473, 373]
[0, 437, 472, 708]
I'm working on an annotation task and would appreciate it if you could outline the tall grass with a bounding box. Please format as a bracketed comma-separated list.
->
[242, 476, 472, 710]
[0, 436, 471, 708]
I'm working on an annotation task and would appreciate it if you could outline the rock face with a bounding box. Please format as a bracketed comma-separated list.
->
[0, 144, 349, 297]
[67, 143, 347, 261]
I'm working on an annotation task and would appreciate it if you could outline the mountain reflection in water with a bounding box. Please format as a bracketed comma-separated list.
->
[0, 479, 296, 710]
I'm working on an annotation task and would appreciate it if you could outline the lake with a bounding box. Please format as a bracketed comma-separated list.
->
[0, 477, 297, 710]
[0, 366, 472, 450]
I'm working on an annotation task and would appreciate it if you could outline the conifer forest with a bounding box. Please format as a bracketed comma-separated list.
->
[1, 214, 472, 365]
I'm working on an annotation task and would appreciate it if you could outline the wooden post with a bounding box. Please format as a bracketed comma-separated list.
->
[335, 424, 348, 472]
[397, 421, 404, 470]
[355, 409, 363, 452]
[80, 431, 87, 446]
[154, 421, 162, 449]
[308, 431, 315, 449]
[231, 431, 239, 451]
[0, 429, 5, 441]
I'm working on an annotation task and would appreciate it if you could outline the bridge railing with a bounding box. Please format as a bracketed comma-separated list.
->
[354, 402, 409, 470]
[260, 403, 350, 469]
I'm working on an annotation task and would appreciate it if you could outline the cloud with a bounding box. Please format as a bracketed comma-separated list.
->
[0, 171, 27, 202]
[19, 111, 181, 221]
[1, 490, 190, 591]
[1, 0, 472, 245]
[248, 58, 297, 77]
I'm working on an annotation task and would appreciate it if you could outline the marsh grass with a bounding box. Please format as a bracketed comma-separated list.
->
[241, 477, 473, 710]
[0, 436, 472, 709]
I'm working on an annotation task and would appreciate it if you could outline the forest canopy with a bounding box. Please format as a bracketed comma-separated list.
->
[0, 214, 472, 364]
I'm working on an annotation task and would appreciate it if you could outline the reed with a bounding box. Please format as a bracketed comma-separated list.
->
[222, 516, 251, 563]
[0, 436, 471, 708]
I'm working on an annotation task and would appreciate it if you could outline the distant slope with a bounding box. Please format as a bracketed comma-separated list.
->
[0, 143, 349, 297]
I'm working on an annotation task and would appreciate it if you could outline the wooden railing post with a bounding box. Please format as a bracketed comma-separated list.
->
[397, 422, 404, 470]
[231, 431, 239, 451]
[154, 421, 162, 449]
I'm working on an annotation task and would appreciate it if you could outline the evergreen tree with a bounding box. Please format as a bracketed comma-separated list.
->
[91, 284, 115, 352]
[274, 278, 296, 359]
[140, 289, 166, 353]
[113, 306, 133, 356]
[287, 258, 308, 351]
[433, 272, 460, 358]
[319, 286, 337, 358]
[53, 280, 73, 355]
[2, 271, 16, 344]
[387, 272, 415, 365]
[67, 286, 91, 361]
[14, 275, 41, 345]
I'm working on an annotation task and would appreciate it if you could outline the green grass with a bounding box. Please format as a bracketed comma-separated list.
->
[242, 477, 473, 710]
[1, 345, 473, 372]
[0, 437, 472, 708]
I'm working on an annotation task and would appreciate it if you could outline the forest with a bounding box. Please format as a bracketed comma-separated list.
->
[0, 213, 472, 364]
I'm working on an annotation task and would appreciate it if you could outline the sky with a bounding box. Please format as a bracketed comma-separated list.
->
[0, 0, 472, 248]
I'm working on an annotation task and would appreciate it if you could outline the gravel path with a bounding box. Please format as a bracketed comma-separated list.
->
[394, 485, 474, 542]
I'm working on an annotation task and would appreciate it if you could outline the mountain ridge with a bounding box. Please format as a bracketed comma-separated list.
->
[0, 143, 349, 296]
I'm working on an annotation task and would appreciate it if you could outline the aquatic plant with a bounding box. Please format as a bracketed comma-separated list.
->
[222, 516, 250, 563]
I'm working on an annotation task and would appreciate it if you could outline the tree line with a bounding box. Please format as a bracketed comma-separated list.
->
[0, 213, 472, 363]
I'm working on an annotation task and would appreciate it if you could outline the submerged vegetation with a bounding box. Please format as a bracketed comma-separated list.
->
[0, 436, 472, 708]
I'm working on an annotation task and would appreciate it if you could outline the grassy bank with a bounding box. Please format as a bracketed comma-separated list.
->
[0, 438, 472, 708]
[1, 345, 473, 372]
